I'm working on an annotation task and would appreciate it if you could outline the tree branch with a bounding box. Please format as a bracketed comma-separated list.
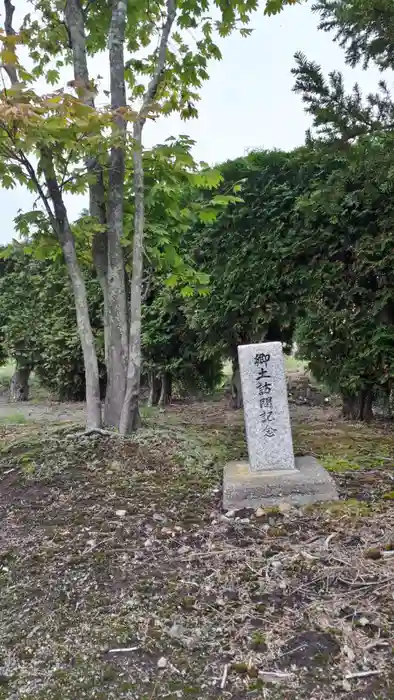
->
[20, 152, 58, 230]
[138, 0, 176, 121]
[2, 0, 57, 228]
[4, 0, 15, 35]
[3, 0, 18, 85]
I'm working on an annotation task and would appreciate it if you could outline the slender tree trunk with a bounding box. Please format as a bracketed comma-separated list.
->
[342, 393, 359, 420]
[364, 389, 374, 422]
[120, 0, 176, 434]
[90, 176, 109, 367]
[158, 372, 172, 406]
[64, 0, 110, 388]
[382, 381, 392, 419]
[9, 364, 30, 402]
[119, 120, 144, 434]
[148, 373, 162, 407]
[231, 357, 243, 409]
[104, 0, 129, 428]
[341, 389, 374, 421]
[43, 153, 101, 430]
[62, 234, 102, 429]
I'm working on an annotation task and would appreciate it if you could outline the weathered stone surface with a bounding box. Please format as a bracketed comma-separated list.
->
[238, 341, 295, 472]
[224, 341, 338, 511]
[223, 456, 338, 511]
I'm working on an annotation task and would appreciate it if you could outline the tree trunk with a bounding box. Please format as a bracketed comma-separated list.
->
[158, 372, 172, 406]
[90, 172, 109, 368]
[119, 120, 144, 435]
[363, 389, 374, 422]
[62, 234, 102, 430]
[148, 373, 162, 406]
[9, 365, 30, 402]
[103, 0, 129, 429]
[64, 0, 111, 402]
[341, 390, 373, 421]
[342, 393, 360, 420]
[231, 359, 243, 409]
[43, 153, 102, 431]
[119, 0, 176, 434]
[382, 381, 392, 419]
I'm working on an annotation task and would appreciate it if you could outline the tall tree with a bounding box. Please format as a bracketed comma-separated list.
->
[0, 0, 102, 429]
[292, 1, 394, 144]
[314, 0, 394, 71]
[1, 0, 259, 434]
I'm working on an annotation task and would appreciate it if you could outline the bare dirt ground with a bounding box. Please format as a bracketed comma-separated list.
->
[0, 398, 393, 700]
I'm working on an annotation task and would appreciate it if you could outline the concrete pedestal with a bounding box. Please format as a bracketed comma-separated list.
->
[223, 455, 338, 511]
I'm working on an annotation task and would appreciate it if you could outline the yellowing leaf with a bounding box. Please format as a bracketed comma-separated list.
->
[1, 48, 17, 65]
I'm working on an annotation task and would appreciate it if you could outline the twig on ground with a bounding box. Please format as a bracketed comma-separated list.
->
[301, 550, 319, 560]
[363, 640, 389, 651]
[220, 664, 229, 689]
[338, 577, 392, 589]
[324, 532, 337, 549]
[259, 670, 294, 682]
[180, 547, 255, 560]
[345, 670, 381, 680]
[108, 646, 140, 654]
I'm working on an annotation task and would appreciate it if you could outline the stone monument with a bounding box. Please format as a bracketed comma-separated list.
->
[223, 341, 338, 510]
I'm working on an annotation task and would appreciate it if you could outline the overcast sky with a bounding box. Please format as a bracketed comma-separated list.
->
[0, 1, 384, 244]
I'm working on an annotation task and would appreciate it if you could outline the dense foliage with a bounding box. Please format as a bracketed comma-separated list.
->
[2, 130, 394, 418]
[142, 281, 223, 404]
[187, 150, 302, 363]
[287, 0, 394, 416]
[0, 250, 105, 400]
[179, 132, 394, 416]
[293, 137, 394, 417]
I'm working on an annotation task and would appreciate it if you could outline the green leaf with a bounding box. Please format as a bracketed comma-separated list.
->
[165, 274, 178, 288]
[198, 208, 218, 223]
[46, 69, 60, 85]
[180, 285, 194, 297]
[2, 174, 15, 189]
[264, 0, 299, 16]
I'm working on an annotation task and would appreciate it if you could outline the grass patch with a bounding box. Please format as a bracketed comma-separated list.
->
[0, 360, 14, 390]
[323, 456, 361, 472]
[222, 355, 308, 380]
[293, 422, 394, 471]
[0, 411, 29, 425]
[285, 354, 308, 373]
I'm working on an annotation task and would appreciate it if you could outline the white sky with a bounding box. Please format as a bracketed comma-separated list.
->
[0, 1, 385, 243]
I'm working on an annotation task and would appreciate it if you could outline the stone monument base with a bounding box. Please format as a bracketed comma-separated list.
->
[223, 455, 338, 511]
